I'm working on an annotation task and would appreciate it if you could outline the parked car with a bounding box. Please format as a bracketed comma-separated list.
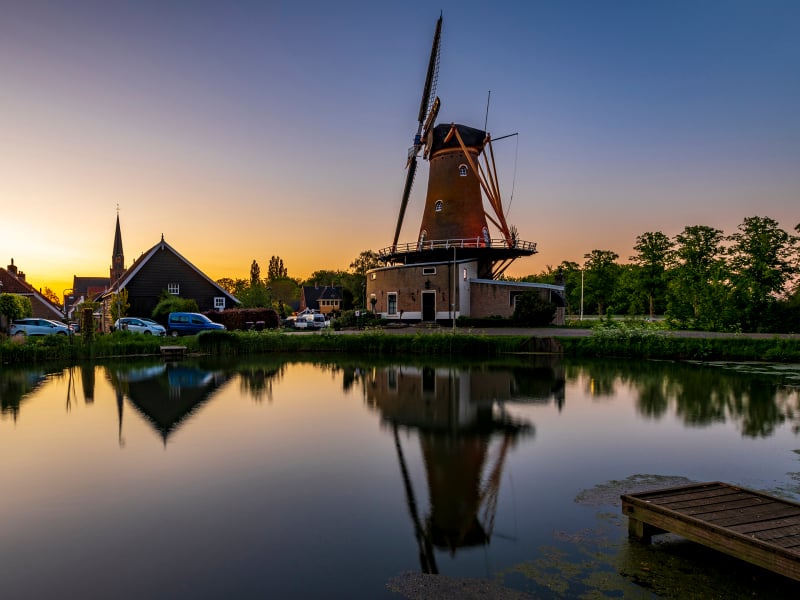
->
[294, 312, 329, 330]
[114, 317, 166, 336]
[10, 318, 73, 336]
[166, 312, 225, 336]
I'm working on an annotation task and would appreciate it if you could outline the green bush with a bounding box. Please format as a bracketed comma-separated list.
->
[151, 297, 199, 323]
[513, 292, 556, 327]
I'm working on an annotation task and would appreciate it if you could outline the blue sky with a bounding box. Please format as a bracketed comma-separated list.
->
[1, 1, 798, 292]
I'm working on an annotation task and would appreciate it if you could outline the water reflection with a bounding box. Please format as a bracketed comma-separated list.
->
[0, 367, 50, 421]
[572, 360, 800, 437]
[362, 360, 565, 572]
[105, 362, 230, 444]
[1, 356, 799, 598]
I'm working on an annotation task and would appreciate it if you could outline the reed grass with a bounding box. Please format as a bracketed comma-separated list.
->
[2, 324, 799, 365]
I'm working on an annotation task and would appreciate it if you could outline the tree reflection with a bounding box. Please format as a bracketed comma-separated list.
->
[574, 359, 800, 438]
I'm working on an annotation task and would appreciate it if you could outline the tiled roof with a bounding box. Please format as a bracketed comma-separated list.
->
[0, 267, 65, 319]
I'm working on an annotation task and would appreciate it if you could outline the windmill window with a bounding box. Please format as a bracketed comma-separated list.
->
[387, 293, 398, 315]
[422, 267, 436, 275]
[168, 283, 180, 295]
[435, 200, 443, 212]
[458, 164, 468, 176]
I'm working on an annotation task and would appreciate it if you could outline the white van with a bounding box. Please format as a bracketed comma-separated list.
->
[294, 312, 329, 330]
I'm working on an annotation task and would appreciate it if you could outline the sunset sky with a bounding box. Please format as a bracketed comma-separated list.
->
[2, 1, 798, 296]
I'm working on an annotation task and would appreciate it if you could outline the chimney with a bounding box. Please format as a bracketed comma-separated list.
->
[7, 258, 17, 275]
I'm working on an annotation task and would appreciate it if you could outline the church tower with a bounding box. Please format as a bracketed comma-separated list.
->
[110, 212, 125, 284]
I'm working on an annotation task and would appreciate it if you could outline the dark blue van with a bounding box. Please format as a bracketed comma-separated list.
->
[166, 312, 225, 336]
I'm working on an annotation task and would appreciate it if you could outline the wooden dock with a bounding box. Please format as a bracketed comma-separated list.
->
[159, 345, 187, 361]
[621, 481, 800, 581]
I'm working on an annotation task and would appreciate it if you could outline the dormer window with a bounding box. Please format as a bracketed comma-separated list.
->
[458, 164, 468, 176]
[435, 200, 443, 212]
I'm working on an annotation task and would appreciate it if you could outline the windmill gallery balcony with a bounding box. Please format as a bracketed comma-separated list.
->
[377, 236, 537, 265]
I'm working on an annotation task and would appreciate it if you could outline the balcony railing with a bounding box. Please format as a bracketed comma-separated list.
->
[378, 237, 537, 258]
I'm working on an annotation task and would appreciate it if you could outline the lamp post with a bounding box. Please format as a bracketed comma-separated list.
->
[63, 288, 73, 319]
[579, 253, 591, 321]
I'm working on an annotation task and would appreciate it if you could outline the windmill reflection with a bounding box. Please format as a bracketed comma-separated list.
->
[364, 362, 564, 573]
[106, 362, 229, 445]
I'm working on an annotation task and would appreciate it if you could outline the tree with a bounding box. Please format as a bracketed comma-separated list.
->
[727, 216, 799, 331]
[237, 284, 272, 309]
[216, 278, 238, 295]
[268, 256, 288, 280]
[109, 289, 130, 323]
[268, 277, 301, 316]
[612, 264, 649, 316]
[42, 287, 62, 307]
[249, 260, 261, 286]
[0, 293, 33, 331]
[349, 250, 381, 277]
[583, 250, 620, 316]
[630, 231, 674, 320]
[666, 225, 729, 329]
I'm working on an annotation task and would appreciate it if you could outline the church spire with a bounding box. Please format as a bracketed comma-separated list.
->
[110, 209, 125, 284]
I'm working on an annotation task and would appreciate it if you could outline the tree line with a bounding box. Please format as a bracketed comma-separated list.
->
[520, 216, 800, 332]
[215, 251, 382, 318]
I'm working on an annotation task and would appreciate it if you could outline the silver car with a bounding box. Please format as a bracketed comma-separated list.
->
[114, 317, 167, 336]
[10, 318, 73, 336]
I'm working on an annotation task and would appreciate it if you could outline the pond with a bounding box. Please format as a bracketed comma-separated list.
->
[1, 355, 799, 599]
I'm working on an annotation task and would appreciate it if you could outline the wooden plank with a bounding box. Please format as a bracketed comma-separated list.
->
[730, 515, 800, 536]
[622, 482, 800, 582]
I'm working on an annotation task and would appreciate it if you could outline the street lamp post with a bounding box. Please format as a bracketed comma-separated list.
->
[579, 253, 591, 321]
[63, 288, 73, 319]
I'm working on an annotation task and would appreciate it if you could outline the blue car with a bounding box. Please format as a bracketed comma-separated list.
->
[166, 312, 225, 337]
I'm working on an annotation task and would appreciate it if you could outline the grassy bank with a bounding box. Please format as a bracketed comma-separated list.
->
[0, 330, 543, 365]
[2, 325, 799, 365]
[557, 323, 800, 362]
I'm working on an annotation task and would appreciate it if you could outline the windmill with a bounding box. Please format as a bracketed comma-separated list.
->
[385, 14, 536, 279]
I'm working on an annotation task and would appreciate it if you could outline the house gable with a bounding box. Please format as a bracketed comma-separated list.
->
[104, 237, 239, 317]
[301, 285, 343, 314]
[1, 263, 64, 320]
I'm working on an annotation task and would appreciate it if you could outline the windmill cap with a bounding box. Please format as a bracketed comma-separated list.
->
[430, 123, 486, 154]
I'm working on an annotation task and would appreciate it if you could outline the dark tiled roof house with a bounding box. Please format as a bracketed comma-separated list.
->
[300, 285, 343, 315]
[101, 236, 239, 326]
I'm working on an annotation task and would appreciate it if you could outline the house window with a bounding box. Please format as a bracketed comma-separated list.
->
[214, 297, 226, 310]
[435, 200, 443, 212]
[422, 267, 436, 275]
[387, 293, 398, 315]
[459, 164, 468, 176]
[168, 283, 180, 295]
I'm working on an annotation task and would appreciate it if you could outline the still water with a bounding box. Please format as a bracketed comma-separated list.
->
[1, 355, 799, 599]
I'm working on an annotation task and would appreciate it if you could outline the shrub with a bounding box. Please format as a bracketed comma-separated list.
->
[513, 293, 556, 327]
[151, 297, 199, 323]
[205, 308, 280, 330]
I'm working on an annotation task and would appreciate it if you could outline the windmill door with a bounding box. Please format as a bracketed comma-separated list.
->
[422, 291, 436, 322]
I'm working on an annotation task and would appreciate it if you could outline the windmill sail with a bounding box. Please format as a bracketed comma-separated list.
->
[392, 15, 442, 249]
